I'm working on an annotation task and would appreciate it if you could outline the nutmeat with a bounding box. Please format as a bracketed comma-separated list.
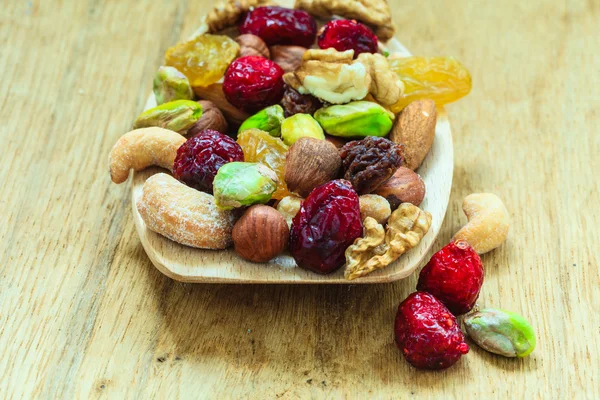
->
[153, 66, 194, 105]
[235, 34, 270, 58]
[373, 167, 426, 209]
[187, 100, 228, 136]
[213, 162, 278, 210]
[359, 194, 391, 224]
[238, 105, 285, 137]
[314, 101, 394, 138]
[133, 100, 202, 134]
[270, 45, 306, 72]
[280, 113, 325, 145]
[232, 205, 289, 262]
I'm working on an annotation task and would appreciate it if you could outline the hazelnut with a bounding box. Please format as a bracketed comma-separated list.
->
[270, 45, 306, 73]
[284, 137, 341, 197]
[373, 167, 426, 209]
[359, 194, 391, 224]
[187, 100, 229, 136]
[324, 134, 347, 149]
[235, 34, 270, 58]
[232, 205, 289, 262]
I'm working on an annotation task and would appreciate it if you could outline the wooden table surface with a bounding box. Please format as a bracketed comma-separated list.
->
[1, 0, 598, 398]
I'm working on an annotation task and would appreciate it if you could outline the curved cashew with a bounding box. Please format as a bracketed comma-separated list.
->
[109, 127, 186, 184]
[453, 193, 510, 254]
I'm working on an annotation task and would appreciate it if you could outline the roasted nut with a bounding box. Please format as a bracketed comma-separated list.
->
[136, 173, 236, 249]
[280, 113, 325, 145]
[284, 137, 341, 197]
[232, 205, 289, 262]
[276, 195, 303, 228]
[389, 99, 437, 170]
[453, 193, 510, 254]
[109, 127, 186, 184]
[238, 105, 285, 137]
[325, 135, 347, 149]
[187, 100, 228, 136]
[357, 53, 404, 106]
[314, 101, 394, 138]
[133, 100, 202, 134]
[270, 45, 306, 72]
[235, 34, 270, 58]
[359, 194, 391, 224]
[373, 167, 425, 209]
[202, 0, 271, 33]
[281, 85, 322, 117]
[193, 84, 250, 126]
[213, 162, 278, 210]
[153, 66, 194, 105]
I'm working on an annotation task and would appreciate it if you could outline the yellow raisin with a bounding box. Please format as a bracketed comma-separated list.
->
[389, 56, 472, 113]
[165, 34, 240, 87]
[237, 129, 291, 200]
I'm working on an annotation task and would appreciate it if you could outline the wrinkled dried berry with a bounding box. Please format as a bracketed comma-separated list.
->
[290, 180, 362, 274]
[240, 6, 317, 48]
[395, 292, 469, 370]
[281, 85, 322, 117]
[173, 130, 244, 193]
[318, 20, 378, 56]
[340, 136, 404, 194]
[417, 240, 484, 315]
[223, 56, 285, 112]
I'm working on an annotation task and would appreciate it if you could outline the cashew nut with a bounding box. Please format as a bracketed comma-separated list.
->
[109, 127, 186, 184]
[453, 193, 510, 254]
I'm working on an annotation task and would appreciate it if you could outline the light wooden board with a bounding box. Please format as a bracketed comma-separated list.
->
[0, 0, 598, 398]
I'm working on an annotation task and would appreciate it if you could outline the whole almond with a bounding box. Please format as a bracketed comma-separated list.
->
[389, 99, 437, 170]
[373, 167, 425, 209]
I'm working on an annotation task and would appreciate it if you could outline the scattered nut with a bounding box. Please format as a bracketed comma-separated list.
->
[356, 53, 404, 105]
[238, 105, 285, 137]
[453, 193, 510, 254]
[389, 99, 437, 170]
[153, 66, 194, 105]
[270, 45, 306, 72]
[232, 205, 289, 262]
[235, 34, 270, 58]
[136, 173, 236, 249]
[109, 127, 186, 184]
[359, 194, 391, 224]
[187, 100, 228, 136]
[133, 100, 202, 134]
[285, 137, 341, 197]
[276, 195, 303, 228]
[373, 167, 426, 209]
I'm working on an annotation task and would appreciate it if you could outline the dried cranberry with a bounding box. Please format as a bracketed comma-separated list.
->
[223, 56, 285, 112]
[318, 20, 378, 56]
[395, 292, 469, 370]
[290, 180, 362, 274]
[417, 240, 484, 315]
[173, 130, 244, 193]
[240, 6, 317, 48]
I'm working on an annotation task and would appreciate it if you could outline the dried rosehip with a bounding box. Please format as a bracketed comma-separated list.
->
[339, 136, 404, 194]
[281, 85, 322, 117]
[173, 130, 244, 193]
[240, 6, 317, 48]
[417, 240, 484, 315]
[290, 180, 362, 274]
[223, 56, 285, 112]
[318, 20, 378, 56]
[395, 292, 469, 370]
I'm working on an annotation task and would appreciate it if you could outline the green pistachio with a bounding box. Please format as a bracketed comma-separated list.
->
[213, 162, 278, 210]
[314, 101, 394, 138]
[280, 114, 325, 145]
[133, 100, 202, 134]
[153, 66, 194, 105]
[238, 105, 285, 137]
[464, 308, 536, 358]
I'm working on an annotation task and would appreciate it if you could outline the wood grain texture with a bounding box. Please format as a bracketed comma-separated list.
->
[0, 0, 598, 398]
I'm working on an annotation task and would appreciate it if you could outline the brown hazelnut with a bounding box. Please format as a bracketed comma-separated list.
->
[373, 167, 426, 209]
[284, 137, 341, 197]
[324, 134, 347, 149]
[187, 100, 229, 136]
[232, 205, 289, 262]
[270, 45, 306, 73]
[235, 34, 270, 58]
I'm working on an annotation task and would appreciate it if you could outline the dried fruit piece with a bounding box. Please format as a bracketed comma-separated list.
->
[165, 34, 240, 87]
[359, 194, 390, 224]
[280, 114, 325, 145]
[213, 162, 278, 210]
[464, 309, 536, 358]
[417, 241, 484, 315]
[280, 85, 322, 117]
[373, 167, 426, 208]
[276, 195, 303, 228]
[318, 19, 378, 56]
[238, 105, 285, 137]
[389, 56, 472, 112]
[153, 66, 194, 105]
[395, 292, 469, 370]
[340, 136, 404, 194]
[314, 101, 393, 138]
[173, 129, 244, 193]
[223, 56, 285, 112]
[240, 6, 317, 48]
[233, 205, 289, 262]
[133, 100, 202, 134]
[237, 129, 291, 200]
[290, 180, 362, 274]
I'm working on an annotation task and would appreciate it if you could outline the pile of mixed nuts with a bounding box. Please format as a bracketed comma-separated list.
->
[109, 0, 535, 370]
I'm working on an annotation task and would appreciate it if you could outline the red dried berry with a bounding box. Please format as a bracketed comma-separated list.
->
[223, 56, 285, 112]
[395, 292, 469, 370]
[290, 180, 363, 274]
[417, 240, 484, 315]
[173, 129, 244, 193]
[318, 20, 378, 56]
[240, 6, 317, 48]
